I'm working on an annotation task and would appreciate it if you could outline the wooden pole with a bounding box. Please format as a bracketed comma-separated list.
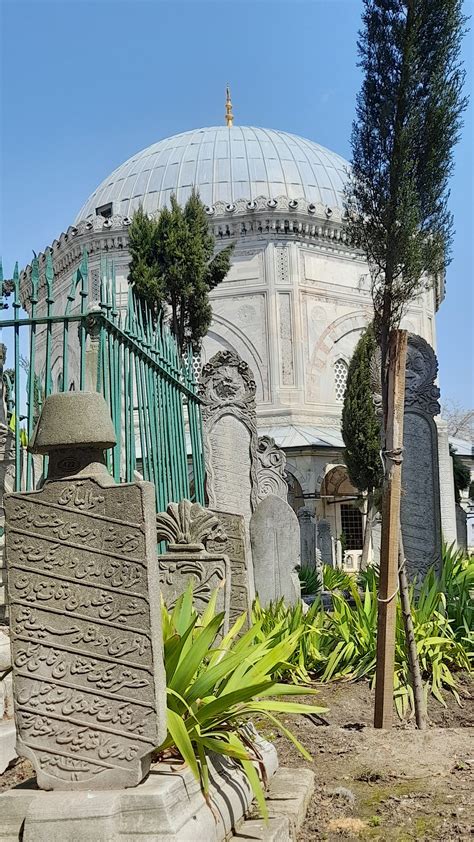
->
[374, 329, 408, 729]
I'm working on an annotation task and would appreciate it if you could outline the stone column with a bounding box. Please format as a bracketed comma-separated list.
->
[435, 417, 457, 547]
[4, 392, 166, 790]
[297, 506, 317, 567]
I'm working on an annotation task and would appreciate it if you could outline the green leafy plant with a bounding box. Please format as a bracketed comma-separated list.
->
[252, 597, 326, 683]
[156, 585, 327, 818]
[298, 564, 321, 596]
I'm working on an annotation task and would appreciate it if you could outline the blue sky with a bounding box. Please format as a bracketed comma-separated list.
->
[1, 0, 473, 405]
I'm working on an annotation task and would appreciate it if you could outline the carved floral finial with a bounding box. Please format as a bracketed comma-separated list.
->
[156, 500, 226, 551]
[225, 85, 234, 127]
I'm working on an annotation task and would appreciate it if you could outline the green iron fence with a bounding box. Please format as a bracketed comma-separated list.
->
[0, 251, 205, 510]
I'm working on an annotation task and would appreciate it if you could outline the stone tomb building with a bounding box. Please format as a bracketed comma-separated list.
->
[19, 103, 453, 569]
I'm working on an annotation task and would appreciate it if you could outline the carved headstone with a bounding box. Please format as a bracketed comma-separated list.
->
[250, 495, 301, 606]
[208, 510, 251, 627]
[317, 518, 333, 566]
[297, 507, 317, 567]
[256, 436, 288, 502]
[199, 351, 259, 527]
[5, 392, 166, 790]
[401, 335, 442, 578]
[156, 500, 230, 630]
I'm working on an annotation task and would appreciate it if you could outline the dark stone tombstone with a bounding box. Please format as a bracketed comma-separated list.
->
[5, 393, 166, 790]
[401, 335, 442, 578]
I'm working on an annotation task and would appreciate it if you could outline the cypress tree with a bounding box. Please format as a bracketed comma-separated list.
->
[346, 0, 467, 727]
[128, 190, 233, 355]
[342, 325, 383, 567]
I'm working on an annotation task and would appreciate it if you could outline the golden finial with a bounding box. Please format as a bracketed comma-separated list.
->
[225, 85, 234, 127]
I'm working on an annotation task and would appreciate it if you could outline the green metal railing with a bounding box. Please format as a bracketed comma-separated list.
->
[0, 252, 205, 510]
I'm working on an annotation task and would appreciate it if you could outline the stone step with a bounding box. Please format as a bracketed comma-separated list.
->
[257, 767, 315, 840]
[230, 815, 290, 841]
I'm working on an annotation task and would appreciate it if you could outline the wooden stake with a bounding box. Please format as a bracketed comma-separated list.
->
[374, 329, 408, 729]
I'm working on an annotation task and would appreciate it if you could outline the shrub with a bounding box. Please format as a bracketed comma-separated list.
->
[156, 585, 327, 817]
[298, 564, 321, 596]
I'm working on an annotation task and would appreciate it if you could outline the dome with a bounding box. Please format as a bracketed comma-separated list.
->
[75, 126, 349, 223]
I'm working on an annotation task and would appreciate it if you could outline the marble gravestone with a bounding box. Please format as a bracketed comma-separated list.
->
[156, 500, 231, 630]
[199, 351, 259, 532]
[208, 510, 251, 627]
[4, 392, 166, 791]
[401, 335, 442, 578]
[250, 495, 301, 606]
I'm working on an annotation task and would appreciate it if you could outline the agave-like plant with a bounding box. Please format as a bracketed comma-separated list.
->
[156, 584, 327, 818]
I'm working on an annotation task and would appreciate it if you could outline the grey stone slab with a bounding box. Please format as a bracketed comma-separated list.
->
[297, 507, 317, 567]
[4, 392, 166, 791]
[0, 737, 279, 842]
[250, 496, 301, 606]
[263, 767, 315, 840]
[231, 816, 290, 841]
[208, 510, 252, 627]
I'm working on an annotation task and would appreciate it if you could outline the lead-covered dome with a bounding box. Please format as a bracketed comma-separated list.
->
[75, 126, 349, 223]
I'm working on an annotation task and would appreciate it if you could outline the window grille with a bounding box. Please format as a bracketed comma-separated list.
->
[334, 358, 348, 402]
[340, 503, 363, 549]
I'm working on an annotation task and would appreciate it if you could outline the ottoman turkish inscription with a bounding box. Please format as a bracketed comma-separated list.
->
[5, 392, 166, 790]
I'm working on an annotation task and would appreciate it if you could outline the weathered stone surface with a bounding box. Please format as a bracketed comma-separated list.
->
[156, 500, 231, 628]
[317, 518, 333, 566]
[5, 392, 166, 791]
[401, 335, 442, 578]
[208, 510, 251, 626]
[250, 495, 301, 606]
[297, 507, 317, 567]
[256, 436, 288, 503]
[0, 735, 279, 842]
[199, 351, 259, 527]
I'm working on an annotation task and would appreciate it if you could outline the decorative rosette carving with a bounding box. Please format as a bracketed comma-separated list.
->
[199, 351, 256, 418]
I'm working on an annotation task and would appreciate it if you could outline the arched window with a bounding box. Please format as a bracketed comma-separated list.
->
[334, 358, 348, 402]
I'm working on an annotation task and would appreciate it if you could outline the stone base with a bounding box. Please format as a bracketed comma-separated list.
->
[0, 721, 16, 774]
[0, 738, 279, 842]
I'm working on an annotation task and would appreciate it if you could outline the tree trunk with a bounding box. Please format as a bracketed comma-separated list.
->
[374, 330, 407, 729]
[398, 531, 426, 729]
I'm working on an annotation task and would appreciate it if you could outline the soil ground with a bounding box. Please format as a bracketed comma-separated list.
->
[270, 674, 473, 841]
[1, 677, 472, 840]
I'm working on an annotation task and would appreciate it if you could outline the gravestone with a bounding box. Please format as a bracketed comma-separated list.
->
[256, 435, 288, 502]
[297, 507, 318, 567]
[156, 500, 231, 630]
[4, 392, 166, 790]
[208, 510, 251, 627]
[317, 519, 333, 566]
[401, 335, 442, 578]
[250, 495, 300, 606]
[199, 351, 259, 530]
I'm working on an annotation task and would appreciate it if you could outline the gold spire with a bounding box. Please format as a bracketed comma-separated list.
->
[225, 85, 234, 127]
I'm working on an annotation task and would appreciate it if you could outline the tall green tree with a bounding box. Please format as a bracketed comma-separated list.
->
[346, 0, 467, 401]
[342, 325, 383, 568]
[346, 0, 467, 729]
[128, 191, 233, 354]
